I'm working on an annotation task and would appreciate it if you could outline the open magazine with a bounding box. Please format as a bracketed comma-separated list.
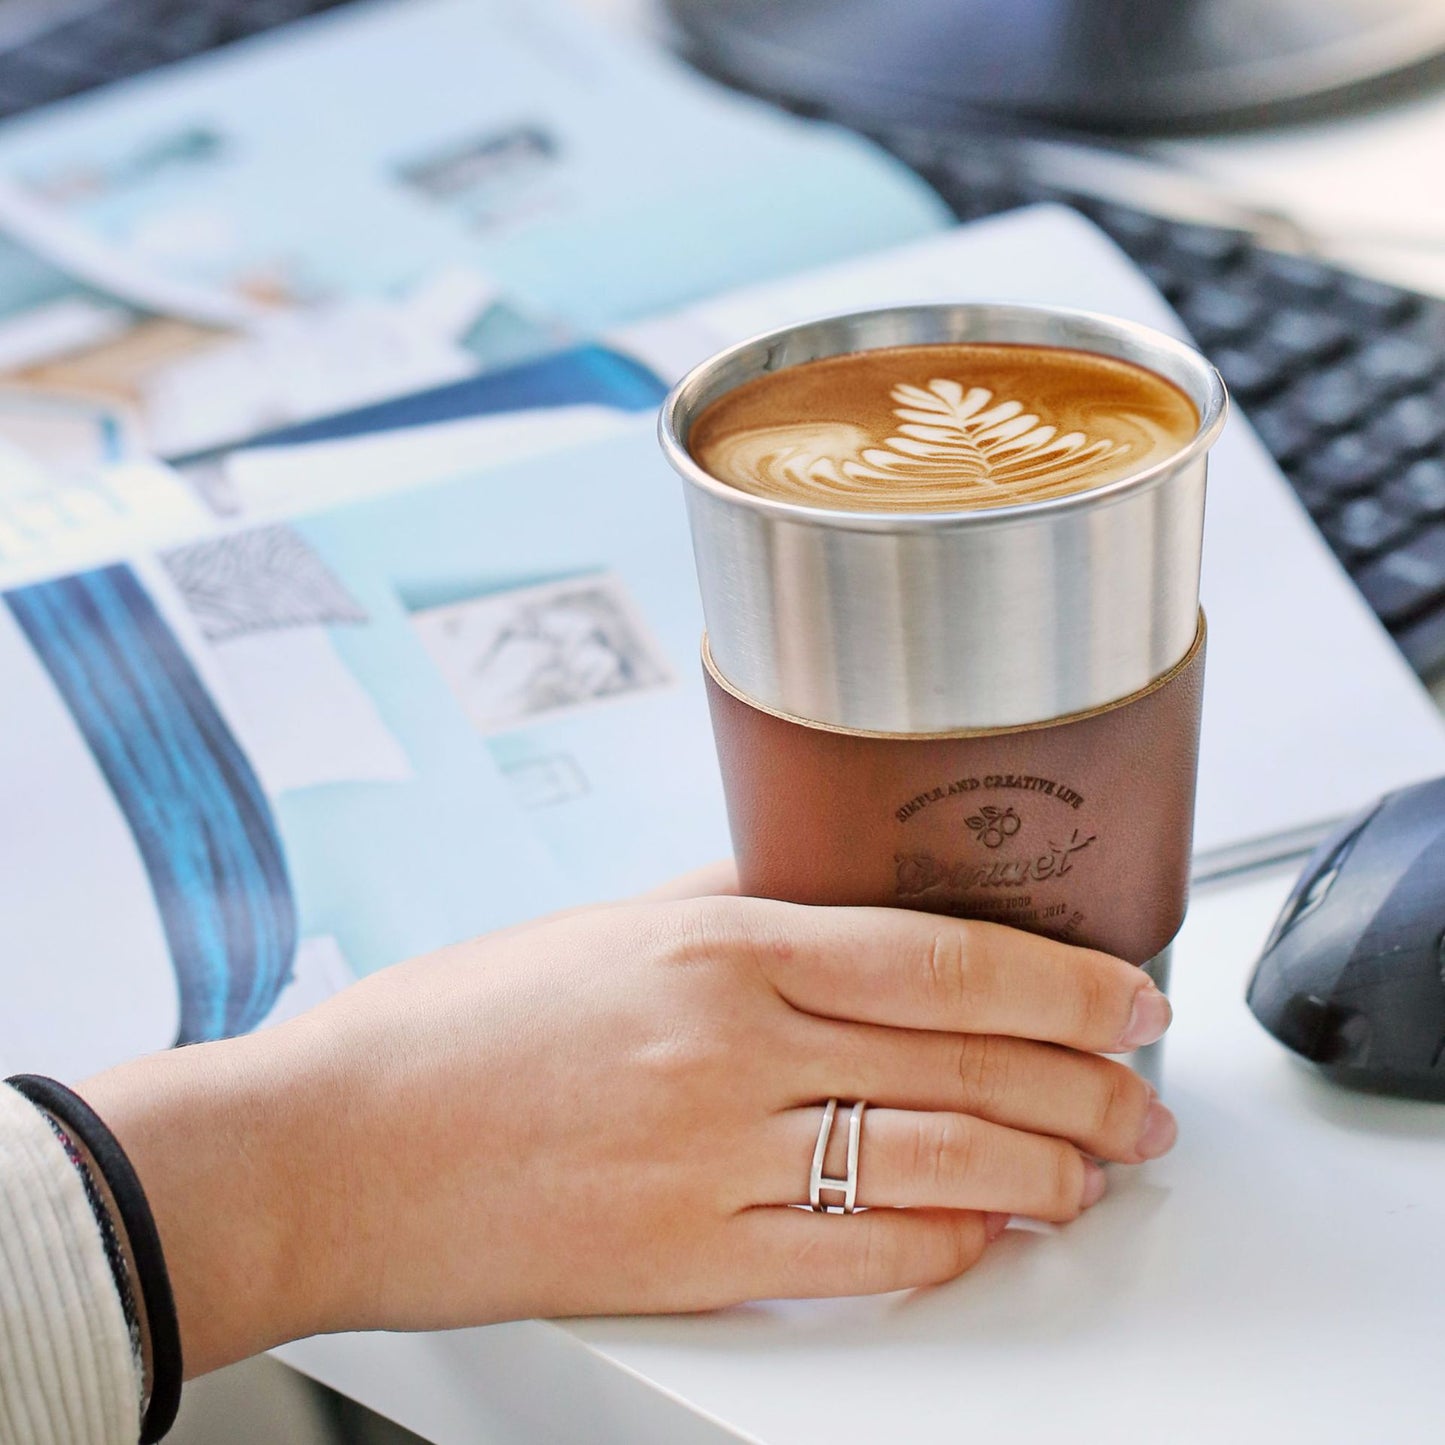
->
[0, 0, 940, 1079]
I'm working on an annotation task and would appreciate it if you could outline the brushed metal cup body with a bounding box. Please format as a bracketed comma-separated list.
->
[660, 303, 1228, 734]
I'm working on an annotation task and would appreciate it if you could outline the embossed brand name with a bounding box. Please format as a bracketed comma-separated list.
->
[895, 829, 1097, 896]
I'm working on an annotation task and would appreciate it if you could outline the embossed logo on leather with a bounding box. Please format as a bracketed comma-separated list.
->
[964, 805, 1021, 848]
[894, 829, 1097, 896]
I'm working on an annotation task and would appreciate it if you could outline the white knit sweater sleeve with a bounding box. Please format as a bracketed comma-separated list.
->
[0, 1084, 141, 1445]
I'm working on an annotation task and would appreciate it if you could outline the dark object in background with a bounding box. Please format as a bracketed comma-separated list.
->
[0, 0, 356, 121]
[665, 0, 1445, 134]
[1248, 776, 1445, 1100]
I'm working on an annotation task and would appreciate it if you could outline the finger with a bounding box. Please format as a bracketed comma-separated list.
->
[728, 1206, 991, 1301]
[791, 1019, 1175, 1163]
[761, 1107, 1106, 1222]
[737, 899, 1170, 1053]
[637, 860, 740, 902]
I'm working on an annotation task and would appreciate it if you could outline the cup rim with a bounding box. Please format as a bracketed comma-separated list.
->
[658, 301, 1229, 531]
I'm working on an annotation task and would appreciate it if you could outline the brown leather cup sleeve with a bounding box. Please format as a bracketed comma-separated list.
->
[704, 619, 1206, 965]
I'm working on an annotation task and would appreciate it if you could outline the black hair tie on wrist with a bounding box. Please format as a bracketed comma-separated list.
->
[7, 1074, 183, 1443]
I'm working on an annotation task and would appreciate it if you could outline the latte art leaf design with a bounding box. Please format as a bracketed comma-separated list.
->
[707, 376, 1142, 510]
[845, 379, 1131, 498]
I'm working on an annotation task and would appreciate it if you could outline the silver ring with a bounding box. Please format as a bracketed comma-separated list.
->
[809, 1099, 867, 1214]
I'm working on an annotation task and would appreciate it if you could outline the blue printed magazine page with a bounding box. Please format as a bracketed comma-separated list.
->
[0, 0, 948, 461]
[0, 420, 725, 1082]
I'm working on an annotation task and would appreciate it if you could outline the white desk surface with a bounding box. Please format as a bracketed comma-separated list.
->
[281, 867, 1445, 1444]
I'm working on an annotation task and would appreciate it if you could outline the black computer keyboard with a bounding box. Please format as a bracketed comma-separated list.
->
[0, 0, 354, 119]
[5, 1, 1445, 681]
[881, 128, 1445, 681]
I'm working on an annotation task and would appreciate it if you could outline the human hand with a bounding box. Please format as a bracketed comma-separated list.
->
[80, 865, 1174, 1375]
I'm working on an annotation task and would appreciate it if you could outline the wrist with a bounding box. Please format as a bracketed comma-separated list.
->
[79, 1028, 345, 1377]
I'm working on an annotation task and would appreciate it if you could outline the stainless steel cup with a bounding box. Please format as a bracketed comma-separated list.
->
[661, 303, 1227, 1070]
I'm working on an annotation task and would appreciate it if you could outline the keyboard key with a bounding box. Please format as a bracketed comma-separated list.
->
[1266, 308, 1352, 366]
[233, 2, 307, 36]
[1255, 251, 1339, 302]
[28, 10, 155, 70]
[931, 149, 1017, 194]
[1395, 603, 1445, 680]
[155, 14, 232, 56]
[0, 53, 69, 105]
[1356, 336, 1439, 389]
[953, 192, 1018, 223]
[1212, 345, 1290, 402]
[1354, 523, 1445, 624]
[255, 0, 336, 22]
[84, 7, 183, 45]
[1091, 203, 1168, 254]
[1140, 258, 1186, 301]
[1298, 433, 1390, 498]
[1290, 367, 1375, 431]
[1180, 285, 1262, 345]
[1324, 497, 1414, 560]
[1166, 223, 1247, 268]
[1336, 274, 1419, 327]
[0, 0, 357, 120]
[1248, 404, 1314, 467]
[14, 31, 114, 82]
[1368, 393, 1445, 455]
[1404, 297, 1445, 345]
[1381, 458, 1445, 521]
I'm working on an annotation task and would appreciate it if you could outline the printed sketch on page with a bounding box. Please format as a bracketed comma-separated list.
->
[162, 524, 369, 640]
[160, 525, 413, 796]
[411, 572, 673, 736]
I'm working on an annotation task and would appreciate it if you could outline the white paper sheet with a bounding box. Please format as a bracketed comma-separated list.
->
[220, 404, 637, 520]
[0, 448, 210, 589]
[204, 628, 415, 796]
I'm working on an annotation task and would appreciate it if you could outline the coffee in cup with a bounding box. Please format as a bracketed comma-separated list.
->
[688, 341, 1199, 512]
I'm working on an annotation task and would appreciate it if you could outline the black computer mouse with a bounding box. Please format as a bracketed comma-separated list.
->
[1247, 775, 1445, 1100]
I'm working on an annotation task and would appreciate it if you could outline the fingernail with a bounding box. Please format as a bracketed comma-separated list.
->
[1118, 986, 1172, 1051]
[1081, 1160, 1107, 1208]
[1135, 1101, 1179, 1160]
[985, 1212, 1011, 1242]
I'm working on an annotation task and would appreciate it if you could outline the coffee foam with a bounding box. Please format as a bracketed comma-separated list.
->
[688, 343, 1199, 512]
